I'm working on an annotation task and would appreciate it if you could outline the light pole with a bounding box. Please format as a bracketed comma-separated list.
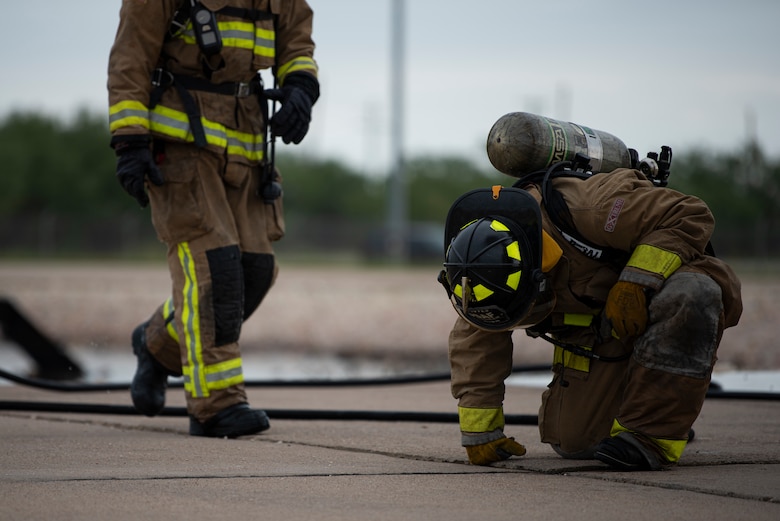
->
[387, 0, 408, 262]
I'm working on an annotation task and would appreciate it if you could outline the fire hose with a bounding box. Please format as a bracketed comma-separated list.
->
[1, 365, 778, 424]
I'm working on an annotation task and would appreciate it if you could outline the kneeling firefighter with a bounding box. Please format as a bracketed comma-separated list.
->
[440, 113, 742, 470]
[107, 0, 318, 436]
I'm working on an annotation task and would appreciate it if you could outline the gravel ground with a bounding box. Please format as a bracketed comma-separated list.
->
[0, 260, 778, 371]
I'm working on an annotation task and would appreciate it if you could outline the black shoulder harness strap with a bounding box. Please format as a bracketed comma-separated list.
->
[512, 161, 629, 267]
[156, 1, 277, 148]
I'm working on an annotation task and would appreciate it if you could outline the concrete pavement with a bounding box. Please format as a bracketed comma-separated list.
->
[1, 378, 779, 521]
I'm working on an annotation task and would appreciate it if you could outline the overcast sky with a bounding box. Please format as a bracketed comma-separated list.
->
[2, 0, 778, 176]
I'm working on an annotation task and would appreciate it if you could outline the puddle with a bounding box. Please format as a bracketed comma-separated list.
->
[2, 341, 779, 392]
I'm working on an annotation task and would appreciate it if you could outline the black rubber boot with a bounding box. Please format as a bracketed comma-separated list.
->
[189, 403, 271, 438]
[130, 321, 169, 417]
[593, 432, 662, 471]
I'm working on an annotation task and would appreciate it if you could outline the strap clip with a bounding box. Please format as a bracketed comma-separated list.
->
[151, 68, 174, 88]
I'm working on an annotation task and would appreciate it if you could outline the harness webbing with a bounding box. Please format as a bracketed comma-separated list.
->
[513, 162, 629, 267]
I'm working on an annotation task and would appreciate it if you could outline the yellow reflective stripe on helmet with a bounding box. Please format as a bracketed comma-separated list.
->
[490, 220, 510, 233]
[506, 270, 521, 290]
[178, 242, 208, 398]
[278, 57, 318, 84]
[610, 419, 687, 463]
[163, 297, 179, 343]
[472, 284, 494, 301]
[460, 219, 478, 231]
[626, 244, 682, 279]
[109, 100, 264, 161]
[505, 240, 521, 261]
[458, 406, 505, 433]
[553, 344, 591, 372]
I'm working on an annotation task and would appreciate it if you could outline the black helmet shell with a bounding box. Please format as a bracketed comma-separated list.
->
[442, 186, 554, 331]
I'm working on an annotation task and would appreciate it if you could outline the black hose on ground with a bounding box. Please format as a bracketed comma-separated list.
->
[0, 365, 554, 392]
[0, 400, 539, 424]
[1, 366, 778, 424]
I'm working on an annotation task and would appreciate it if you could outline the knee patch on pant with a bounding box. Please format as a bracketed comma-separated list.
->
[242, 252, 275, 320]
[206, 245, 244, 346]
[634, 272, 723, 378]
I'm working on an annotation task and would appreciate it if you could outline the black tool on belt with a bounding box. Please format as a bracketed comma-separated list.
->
[259, 75, 282, 203]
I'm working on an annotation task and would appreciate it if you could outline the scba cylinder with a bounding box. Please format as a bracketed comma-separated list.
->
[486, 112, 633, 178]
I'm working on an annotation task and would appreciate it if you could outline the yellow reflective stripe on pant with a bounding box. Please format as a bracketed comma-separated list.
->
[610, 419, 687, 463]
[108, 100, 264, 162]
[163, 297, 179, 343]
[552, 315, 595, 373]
[177, 242, 207, 398]
[458, 406, 505, 433]
[177, 242, 245, 398]
[553, 345, 591, 373]
[183, 357, 245, 394]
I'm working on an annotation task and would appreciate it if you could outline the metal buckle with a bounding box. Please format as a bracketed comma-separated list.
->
[235, 82, 252, 97]
[151, 68, 174, 88]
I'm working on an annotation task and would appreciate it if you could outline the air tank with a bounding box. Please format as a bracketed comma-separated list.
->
[486, 112, 633, 178]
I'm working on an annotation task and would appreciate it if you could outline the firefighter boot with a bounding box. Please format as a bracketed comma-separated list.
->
[130, 321, 169, 416]
[189, 403, 271, 438]
[593, 432, 662, 471]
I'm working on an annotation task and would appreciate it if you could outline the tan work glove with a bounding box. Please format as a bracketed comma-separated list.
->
[465, 436, 527, 466]
[605, 280, 649, 339]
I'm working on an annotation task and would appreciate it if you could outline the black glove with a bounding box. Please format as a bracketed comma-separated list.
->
[113, 137, 164, 208]
[265, 73, 319, 145]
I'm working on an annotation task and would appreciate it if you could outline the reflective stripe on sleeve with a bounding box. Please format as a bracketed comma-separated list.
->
[458, 406, 505, 433]
[277, 57, 318, 84]
[626, 244, 682, 279]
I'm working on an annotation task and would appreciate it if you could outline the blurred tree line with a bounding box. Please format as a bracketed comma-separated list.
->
[1, 110, 778, 261]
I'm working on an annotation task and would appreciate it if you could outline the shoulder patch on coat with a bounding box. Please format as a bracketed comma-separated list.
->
[604, 198, 625, 232]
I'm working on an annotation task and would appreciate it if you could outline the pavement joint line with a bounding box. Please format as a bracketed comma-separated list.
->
[567, 472, 780, 504]
[4, 470, 517, 485]
[6, 409, 780, 505]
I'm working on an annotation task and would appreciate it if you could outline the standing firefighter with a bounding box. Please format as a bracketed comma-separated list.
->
[107, 0, 318, 437]
[440, 113, 742, 470]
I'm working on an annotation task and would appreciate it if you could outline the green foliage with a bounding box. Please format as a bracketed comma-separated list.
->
[667, 145, 775, 223]
[0, 110, 124, 217]
[276, 154, 384, 220]
[404, 156, 505, 222]
[1, 110, 779, 257]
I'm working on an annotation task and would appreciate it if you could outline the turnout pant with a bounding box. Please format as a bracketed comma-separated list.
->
[141, 142, 283, 422]
[539, 271, 725, 463]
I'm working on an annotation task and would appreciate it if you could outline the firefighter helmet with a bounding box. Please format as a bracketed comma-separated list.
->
[441, 187, 554, 331]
